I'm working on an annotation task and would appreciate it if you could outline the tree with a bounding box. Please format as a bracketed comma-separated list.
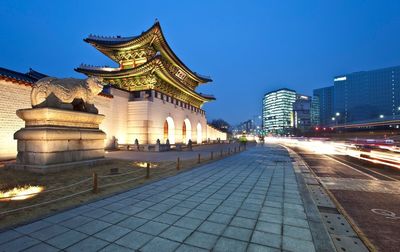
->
[209, 119, 231, 133]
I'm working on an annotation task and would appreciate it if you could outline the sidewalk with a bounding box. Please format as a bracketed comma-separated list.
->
[0, 144, 333, 252]
[105, 143, 241, 162]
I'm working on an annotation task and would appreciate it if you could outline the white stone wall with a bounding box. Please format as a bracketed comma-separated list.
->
[0, 80, 32, 159]
[127, 95, 207, 144]
[206, 124, 228, 141]
[95, 88, 129, 148]
[0, 81, 226, 160]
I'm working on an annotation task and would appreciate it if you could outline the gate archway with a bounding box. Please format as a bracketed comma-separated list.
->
[182, 119, 192, 144]
[164, 116, 175, 144]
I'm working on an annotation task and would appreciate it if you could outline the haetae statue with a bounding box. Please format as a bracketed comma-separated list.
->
[31, 76, 104, 114]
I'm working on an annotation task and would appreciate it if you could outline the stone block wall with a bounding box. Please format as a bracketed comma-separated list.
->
[0, 80, 32, 159]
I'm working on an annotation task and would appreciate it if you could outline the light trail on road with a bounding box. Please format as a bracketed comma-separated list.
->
[266, 137, 400, 170]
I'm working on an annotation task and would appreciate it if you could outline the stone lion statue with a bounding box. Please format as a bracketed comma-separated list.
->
[31, 76, 104, 114]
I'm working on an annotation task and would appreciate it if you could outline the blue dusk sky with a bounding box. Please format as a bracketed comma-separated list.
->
[1, 0, 400, 125]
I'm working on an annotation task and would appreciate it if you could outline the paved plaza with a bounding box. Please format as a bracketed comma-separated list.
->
[105, 143, 241, 162]
[0, 145, 330, 251]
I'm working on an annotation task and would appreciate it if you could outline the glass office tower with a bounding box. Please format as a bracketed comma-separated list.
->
[334, 66, 400, 124]
[313, 86, 334, 126]
[262, 88, 296, 135]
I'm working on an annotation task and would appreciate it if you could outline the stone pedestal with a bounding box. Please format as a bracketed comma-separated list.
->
[12, 108, 106, 173]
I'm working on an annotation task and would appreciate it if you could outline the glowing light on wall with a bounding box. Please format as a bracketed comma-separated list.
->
[183, 119, 192, 144]
[197, 123, 202, 144]
[165, 116, 175, 144]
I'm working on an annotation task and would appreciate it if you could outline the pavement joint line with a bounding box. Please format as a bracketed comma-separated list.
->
[283, 144, 376, 252]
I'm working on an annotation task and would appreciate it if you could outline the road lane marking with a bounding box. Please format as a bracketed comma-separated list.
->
[329, 155, 399, 182]
[371, 209, 400, 220]
[324, 155, 379, 181]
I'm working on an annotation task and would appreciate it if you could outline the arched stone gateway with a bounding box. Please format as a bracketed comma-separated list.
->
[197, 123, 202, 144]
[183, 118, 192, 144]
[164, 116, 175, 144]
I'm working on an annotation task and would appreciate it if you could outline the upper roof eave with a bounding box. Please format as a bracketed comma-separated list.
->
[75, 56, 213, 103]
[83, 21, 212, 84]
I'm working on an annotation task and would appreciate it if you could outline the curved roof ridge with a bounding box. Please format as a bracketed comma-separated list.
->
[83, 21, 212, 83]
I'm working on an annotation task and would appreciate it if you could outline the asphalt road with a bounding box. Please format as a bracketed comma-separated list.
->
[289, 146, 400, 252]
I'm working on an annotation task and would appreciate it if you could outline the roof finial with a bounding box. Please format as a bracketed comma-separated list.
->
[155, 18, 159, 23]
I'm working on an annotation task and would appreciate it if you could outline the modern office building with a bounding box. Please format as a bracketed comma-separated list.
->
[310, 95, 320, 127]
[333, 66, 400, 125]
[312, 86, 334, 127]
[293, 94, 312, 134]
[262, 88, 296, 135]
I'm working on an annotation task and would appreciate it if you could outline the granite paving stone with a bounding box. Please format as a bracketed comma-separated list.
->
[93, 225, 131, 242]
[28, 224, 69, 241]
[46, 230, 88, 249]
[222, 226, 252, 241]
[282, 235, 316, 252]
[99, 243, 133, 252]
[65, 236, 109, 251]
[23, 242, 59, 252]
[184, 231, 219, 250]
[197, 221, 226, 235]
[160, 226, 193, 242]
[141, 237, 180, 252]
[175, 244, 208, 252]
[213, 237, 248, 252]
[116, 216, 147, 230]
[0, 230, 21, 245]
[136, 221, 169, 235]
[74, 219, 111, 235]
[14, 220, 51, 235]
[0, 236, 40, 252]
[114, 231, 154, 250]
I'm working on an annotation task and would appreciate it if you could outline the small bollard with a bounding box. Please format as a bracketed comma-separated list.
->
[234, 147, 237, 153]
[220, 149, 223, 157]
[239, 146, 241, 152]
[198, 153, 201, 164]
[146, 162, 150, 178]
[92, 172, 98, 193]
[177, 157, 180, 170]
[211, 151, 214, 160]
[228, 148, 231, 154]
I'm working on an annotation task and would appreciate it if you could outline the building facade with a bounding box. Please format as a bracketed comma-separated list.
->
[293, 94, 311, 134]
[75, 22, 219, 145]
[0, 22, 227, 160]
[312, 86, 334, 127]
[262, 88, 296, 135]
[333, 66, 400, 125]
[310, 95, 320, 127]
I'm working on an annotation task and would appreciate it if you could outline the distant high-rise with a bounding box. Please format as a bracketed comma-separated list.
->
[293, 94, 311, 134]
[310, 95, 320, 127]
[262, 88, 296, 135]
[313, 86, 334, 126]
[333, 66, 400, 125]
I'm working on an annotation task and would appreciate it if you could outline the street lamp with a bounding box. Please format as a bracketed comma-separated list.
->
[379, 114, 384, 119]
[335, 112, 340, 116]
[331, 117, 335, 121]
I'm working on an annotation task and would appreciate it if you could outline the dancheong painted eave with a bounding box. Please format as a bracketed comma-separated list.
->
[82, 21, 212, 84]
[75, 55, 215, 104]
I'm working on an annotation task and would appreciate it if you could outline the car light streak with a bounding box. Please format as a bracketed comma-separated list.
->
[266, 137, 400, 170]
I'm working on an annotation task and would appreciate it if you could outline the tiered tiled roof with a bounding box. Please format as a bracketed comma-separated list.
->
[0, 67, 47, 85]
